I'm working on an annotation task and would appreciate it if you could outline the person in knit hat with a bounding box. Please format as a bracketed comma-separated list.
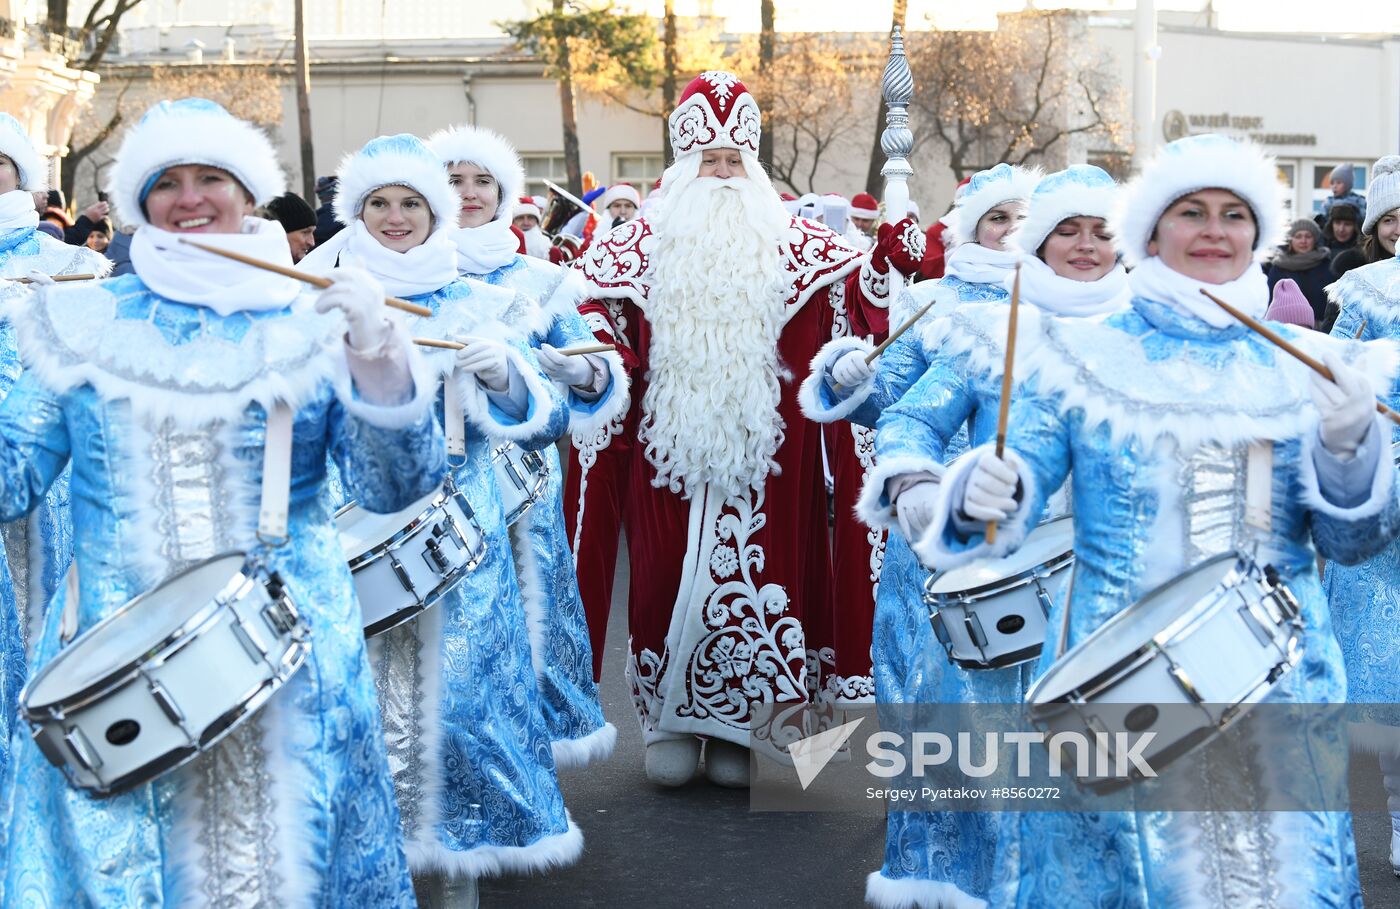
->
[1265, 276, 1315, 329]
[1266, 217, 1332, 323]
[1323, 201, 1360, 260]
[1322, 162, 1367, 224]
[261, 190, 317, 262]
[1319, 150, 1400, 881]
[596, 181, 640, 227]
[1329, 156, 1400, 288]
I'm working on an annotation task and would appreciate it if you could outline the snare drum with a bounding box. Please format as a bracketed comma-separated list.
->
[21, 553, 309, 797]
[922, 516, 1075, 670]
[1025, 552, 1303, 792]
[492, 443, 549, 526]
[336, 479, 486, 637]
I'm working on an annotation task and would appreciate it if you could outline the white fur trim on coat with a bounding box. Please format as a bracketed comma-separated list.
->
[799, 336, 876, 424]
[912, 443, 1038, 573]
[427, 124, 525, 224]
[1296, 415, 1395, 523]
[565, 348, 629, 438]
[331, 320, 440, 429]
[0, 113, 45, 191]
[1113, 134, 1286, 267]
[405, 810, 584, 879]
[108, 99, 285, 228]
[455, 344, 558, 443]
[333, 134, 460, 231]
[866, 871, 989, 909]
[856, 455, 946, 532]
[552, 722, 618, 770]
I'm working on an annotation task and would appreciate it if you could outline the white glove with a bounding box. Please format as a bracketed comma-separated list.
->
[894, 480, 940, 543]
[453, 336, 512, 393]
[960, 451, 1021, 523]
[832, 349, 875, 387]
[24, 269, 55, 287]
[315, 266, 392, 352]
[537, 343, 593, 387]
[1310, 349, 1376, 460]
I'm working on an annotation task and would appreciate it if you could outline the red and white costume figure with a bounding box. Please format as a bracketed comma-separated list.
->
[846, 192, 879, 252]
[597, 182, 642, 228]
[512, 195, 552, 259]
[563, 72, 919, 784]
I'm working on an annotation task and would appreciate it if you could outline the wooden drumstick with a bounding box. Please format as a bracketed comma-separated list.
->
[1354, 319, 1368, 340]
[986, 262, 1022, 545]
[1200, 288, 1400, 426]
[175, 238, 433, 317]
[7, 273, 97, 284]
[413, 338, 615, 357]
[830, 296, 937, 392]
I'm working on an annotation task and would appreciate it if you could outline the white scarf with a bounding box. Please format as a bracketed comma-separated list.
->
[449, 217, 519, 275]
[299, 219, 459, 298]
[0, 190, 39, 232]
[1128, 254, 1268, 329]
[945, 241, 1020, 286]
[129, 217, 302, 314]
[1010, 254, 1131, 318]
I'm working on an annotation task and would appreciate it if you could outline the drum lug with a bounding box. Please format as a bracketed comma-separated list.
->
[147, 678, 187, 726]
[260, 598, 300, 636]
[64, 726, 103, 772]
[964, 612, 990, 658]
[31, 727, 67, 768]
[232, 618, 269, 662]
[423, 535, 451, 574]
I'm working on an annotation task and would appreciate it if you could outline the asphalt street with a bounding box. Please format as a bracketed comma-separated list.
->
[481, 542, 1400, 908]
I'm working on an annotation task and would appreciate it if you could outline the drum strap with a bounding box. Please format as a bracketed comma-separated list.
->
[444, 371, 466, 461]
[1244, 441, 1273, 533]
[258, 403, 294, 544]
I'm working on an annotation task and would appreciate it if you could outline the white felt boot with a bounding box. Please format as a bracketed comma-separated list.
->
[645, 737, 701, 787]
[704, 739, 751, 789]
[413, 873, 479, 909]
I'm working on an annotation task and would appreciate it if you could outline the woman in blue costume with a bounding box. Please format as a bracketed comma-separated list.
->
[298, 133, 583, 908]
[0, 113, 111, 789]
[853, 165, 1130, 909]
[0, 99, 444, 907]
[898, 134, 1398, 908]
[426, 124, 627, 770]
[1322, 153, 1400, 876]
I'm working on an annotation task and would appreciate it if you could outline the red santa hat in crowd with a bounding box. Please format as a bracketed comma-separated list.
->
[514, 195, 542, 221]
[598, 182, 641, 211]
[849, 192, 879, 220]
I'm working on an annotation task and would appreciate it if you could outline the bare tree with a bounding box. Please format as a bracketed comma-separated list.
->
[757, 0, 775, 171]
[661, 0, 677, 163]
[907, 10, 1126, 181]
[293, 0, 315, 202]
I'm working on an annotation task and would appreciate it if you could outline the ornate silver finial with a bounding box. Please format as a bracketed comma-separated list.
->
[880, 26, 915, 219]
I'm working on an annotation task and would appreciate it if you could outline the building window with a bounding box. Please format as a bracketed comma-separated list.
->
[521, 154, 568, 199]
[613, 153, 664, 191]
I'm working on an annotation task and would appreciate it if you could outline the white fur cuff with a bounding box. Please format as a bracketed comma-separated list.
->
[332, 325, 439, 430]
[552, 722, 618, 770]
[457, 345, 560, 444]
[566, 349, 629, 437]
[856, 455, 946, 532]
[405, 812, 584, 879]
[865, 871, 989, 909]
[799, 337, 877, 424]
[912, 443, 1038, 572]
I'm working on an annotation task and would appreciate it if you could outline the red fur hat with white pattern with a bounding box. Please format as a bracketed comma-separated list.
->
[668, 71, 761, 158]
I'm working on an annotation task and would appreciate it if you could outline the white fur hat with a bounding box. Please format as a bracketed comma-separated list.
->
[949, 163, 1040, 246]
[0, 113, 44, 191]
[1016, 164, 1120, 256]
[1114, 133, 1286, 266]
[598, 182, 641, 212]
[333, 133, 459, 230]
[108, 98, 285, 228]
[426, 124, 524, 223]
[1363, 155, 1400, 235]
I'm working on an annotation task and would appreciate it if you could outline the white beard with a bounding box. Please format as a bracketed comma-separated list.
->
[639, 171, 792, 499]
[521, 226, 551, 259]
[844, 223, 874, 252]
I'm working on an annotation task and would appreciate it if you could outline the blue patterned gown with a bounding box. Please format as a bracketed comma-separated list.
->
[901, 293, 1399, 908]
[341, 276, 586, 879]
[467, 253, 626, 769]
[0, 273, 444, 907]
[799, 275, 1007, 909]
[1324, 255, 1400, 850]
[0, 228, 109, 803]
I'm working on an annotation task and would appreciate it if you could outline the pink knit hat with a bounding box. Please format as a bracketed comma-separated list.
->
[1265, 278, 1314, 330]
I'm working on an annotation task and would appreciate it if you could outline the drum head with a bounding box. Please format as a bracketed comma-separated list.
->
[336, 485, 444, 558]
[27, 553, 250, 707]
[928, 516, 1074, 594]
[1030, 553, 1239, 704]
